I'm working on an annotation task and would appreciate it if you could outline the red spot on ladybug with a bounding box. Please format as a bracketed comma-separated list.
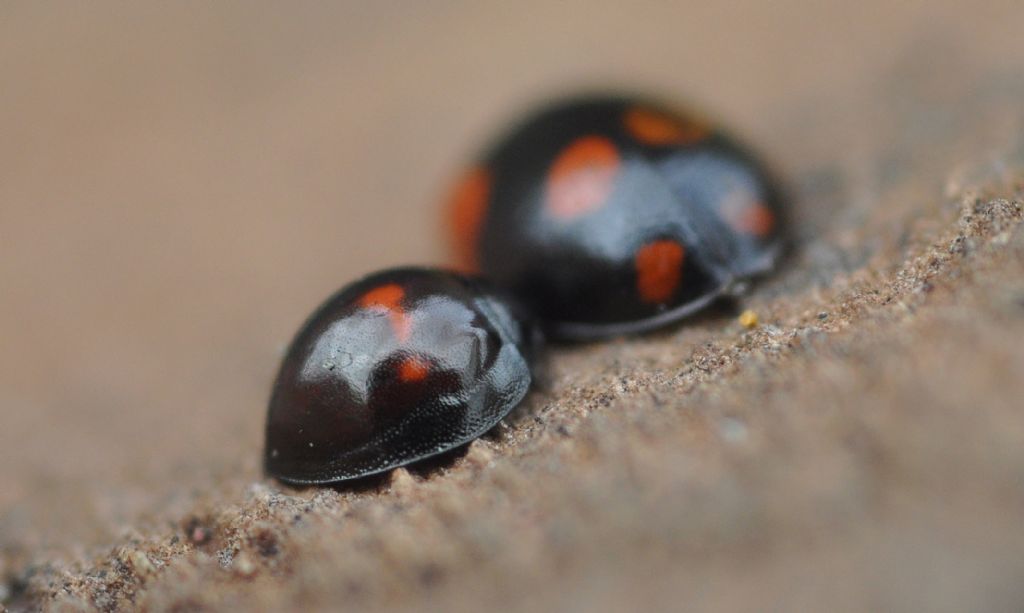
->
[634, 239, 686, 305]
[446, 166, 491, 272]
[546, 135, 620, 220]
[397, 355, 430, 383]
[623, 107, 708, 146]
[359, 283, 411, 341]
[734, 202, 777, 237]
[719, 188, 777, 238]
[358, 283, 404, 310]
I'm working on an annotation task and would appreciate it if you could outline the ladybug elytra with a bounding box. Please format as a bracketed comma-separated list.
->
[264, 268, 537, 484]
[445, 95, 785, 340]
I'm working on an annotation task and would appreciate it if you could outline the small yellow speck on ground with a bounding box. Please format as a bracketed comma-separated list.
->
[738, 310, 759, 329]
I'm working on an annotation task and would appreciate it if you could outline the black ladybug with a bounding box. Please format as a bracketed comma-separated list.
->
[445, 95, 784, 340]
[264, 268, 536, 484]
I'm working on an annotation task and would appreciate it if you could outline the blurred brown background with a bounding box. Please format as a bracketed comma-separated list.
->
[3, 2, 1024, 611]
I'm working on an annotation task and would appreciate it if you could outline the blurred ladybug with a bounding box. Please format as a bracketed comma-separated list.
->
[264, 268, 537, 484]
[444, 95, 785, 340]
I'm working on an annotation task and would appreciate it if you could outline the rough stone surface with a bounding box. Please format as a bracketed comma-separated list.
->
[3, 3, 1024, 611]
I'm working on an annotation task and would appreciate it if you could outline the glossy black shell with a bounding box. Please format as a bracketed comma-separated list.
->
[264, 268, 535, 484]
[445, 95, 785, 340]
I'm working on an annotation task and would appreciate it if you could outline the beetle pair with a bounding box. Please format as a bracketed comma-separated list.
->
[264, 96, 784, 484]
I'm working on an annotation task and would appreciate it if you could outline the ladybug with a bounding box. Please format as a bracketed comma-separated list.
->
[444, 95, 785, 340]
[264, 267, 537, 484]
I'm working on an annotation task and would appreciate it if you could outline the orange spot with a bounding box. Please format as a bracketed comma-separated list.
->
[358, 283, 404, 310]
[733, 202, 777, 237]
[634, 239, 686, 305]
[623, 107, 708, 146]
[397, 355, 430, 383]
[358, 283, 411, 341]
[446, 167, 491, 272]
[546, 135, 620, 220]
[719, 187, 777, 238]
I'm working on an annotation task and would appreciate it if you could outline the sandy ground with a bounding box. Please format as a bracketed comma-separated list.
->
[3, 2, 1024, 611]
